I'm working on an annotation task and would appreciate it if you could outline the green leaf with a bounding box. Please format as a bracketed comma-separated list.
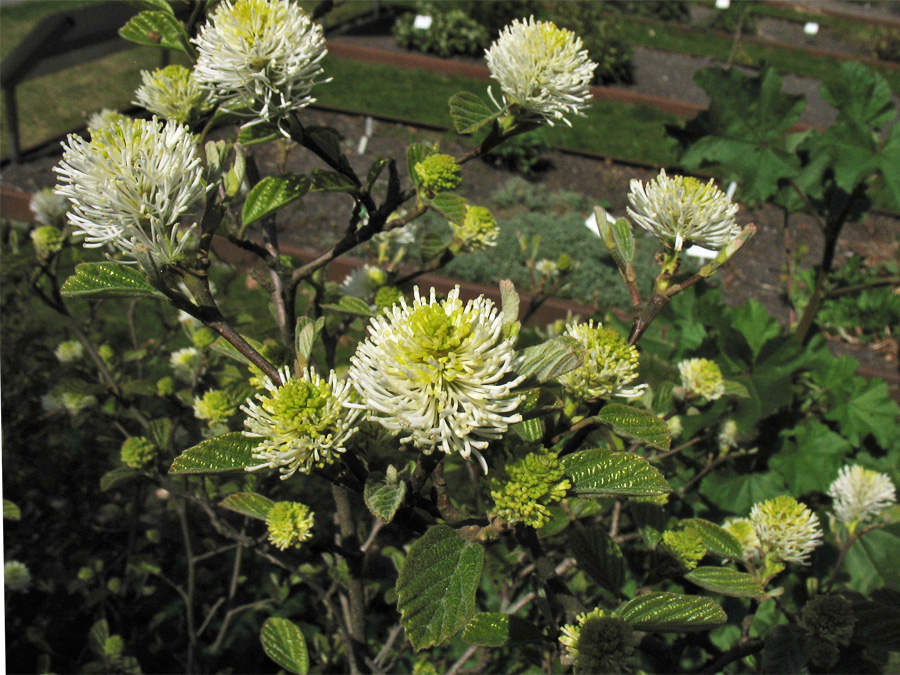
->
[320, 295, 374, 317]
[61, 263, 166, 300]
[220, 492, 275, 521]
[169, 433, 258, 475]
[366, 157, 391, 192]
[406, 142, 432, 185]
[302, 126, 351, 172]
[825, 376, 899, 448]
[148, 418, 173, 452]
[512, 416, 545, 443]
[89, 620, 110, 657]
[843, 524, 900, 594]
[294, 316, 324, 369]
[729, 300, 781, 361]
[570, 524, 624, 594]
[680, 519, 744, 559]
[721, 380, 750, 398]
[769, 420, 850, 495]
[260, 617, 309, 675]
[242, 174, 310, 226]
[423, 193, 468, 225]
[499, 279, 520, 338]
[517, 336, 585, 384]
[309, 170, 358, 193]
[396, 524, 485, 651]
[596, 403, 670, 451]
[562, 448, 671, 498]
[100, 467, 142, 492]
[612, 218, 635, 262]
[238, 123, 280, 147]
[618, 592, 726, 632]
[699, 469, 786, 515]
[448, 92, 499, 134]
[364, 472, 407, 523]
[847, 592, 900, 651]
[2, 499, 20, 521]
[820, 62, 896, 130]
[119, 10, 188, 51]
[684, 567, 766, 599]
[462, 612, 545, 647]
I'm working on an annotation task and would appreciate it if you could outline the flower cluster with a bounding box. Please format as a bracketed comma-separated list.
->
[193, 389, 239, 425]
[717, 419, 739, 453]
[627, 170, 739, 251]
[121, 436, 157, 470]
[678, 357, 725, 401]
[86, 108, 128, 136]
[722, 517, 761, 560]
[341, 265, 388, 303]
[348, 287, 523, 472]
[749, 495, 823, 566]
[486, 17, 597, 126]
[451, 205, 500, 252]
[31, 226, 64, 260]
[560, 608, 636, 674]
[827, 464, 896, 529]
[414, 153, 462, 193]
[54, 117, 206, 266]
[4, 561, 31, 593]
[799, 595, 857, 669]
[242, 366, 360, 479]
[265, 501, 314, 550]
[193, 0, 328, 125]
[559, 321, 645, 400]
[170, 347, 202, 381]
[54, 340, 84, 364]
[489, 447, 570, 528]
[134, 64, 209, 126]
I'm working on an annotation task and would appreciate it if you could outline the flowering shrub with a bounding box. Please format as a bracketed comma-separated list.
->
[3, 3, 899, 674]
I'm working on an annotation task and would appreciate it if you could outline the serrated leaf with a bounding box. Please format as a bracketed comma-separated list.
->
[320, 295, 374, 317]
[517, 336, 585, 384]
[309, 170, 357, 193]
[169, 433, 258, 474]
[563, 448, 671, 498]
[303, 126, 349, 171]
[419, 231, 449, 261]
[424, 193, 468, 225]
[295, 316, 324, 368]
[820, 62, 896, 130]
[406, 143, 432, 186]
[618, 592, 726, 632]
[571, 525, 624, 594]
[512, 416, 545, 443]
[119, 10, 188, 51]
[721, 379, 750, 398]
[238, 123, 280, 147]
[148, 418, 173, 452]
[462, 612, 545, 647]
[448, 92, 498, 134]
[260, 617, 309, 675]
[364, 472, 407, 523]
[219, 492, 274, 520]
[242, 174, 310, 226]
[843, 523, 900, 594]
[680, 518, 744, 559]
[612, 218, 635, 262]
[3, 499, 20, 521]
[685, 566, 766, 598]
[848, 594, 900, 651]
[89, 620, 110, 657]
[100, 467, 142, 492]
[61, 263, 166, 300]
[210, 334, 267, 368]
[396, 524, 484, 651]
[596, 403, 670, 451]
[499, 279, 520, 338]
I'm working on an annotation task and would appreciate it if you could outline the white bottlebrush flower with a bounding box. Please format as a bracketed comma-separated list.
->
[348, 287, 524, 472]
[485, 16, 596, 126]
[4, 561, 31, 592]
[627, 170, 740, 251]
[29, 187, 70, 225]
[134, 64, 209, 126]
[242, 366, 360, 479]
[749, 495, 823, 565]
[341, 265, 387, 302]
[828, 465, 896, 528]
[54, 340, 84, 364]
[86, 108, 128, 136]
[722, 517, 761, 561]
[193, 0, 329, 125]
[718, 418, 739, 453]
[678, 357, 726, 401]
[170, 347, 201, 381]
[54, 117, 206, 266]
[559, 320, 646, 400]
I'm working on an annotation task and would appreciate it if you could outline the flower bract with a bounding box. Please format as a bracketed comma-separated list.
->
[486, 17, 596, 126]
[348, 287, 523, 472]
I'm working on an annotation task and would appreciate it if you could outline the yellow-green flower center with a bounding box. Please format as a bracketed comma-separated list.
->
[263, 378, 331, 437]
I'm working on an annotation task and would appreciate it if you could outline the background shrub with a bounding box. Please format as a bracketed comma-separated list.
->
[870, 26, 900, 63]
[480, 129, 551, 177]
[393, 2, 490, 58]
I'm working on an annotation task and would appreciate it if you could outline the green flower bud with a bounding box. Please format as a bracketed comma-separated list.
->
[192, 327, 217, 350]
[800, 595, 856, 651]
[156, 376, 175, 396]
[4, 561, 31, 592]
[490, 447, 570, 529]
[193, 389, 238, 425]
[451, 205, 499, 252]
[678, 358, 725, 401]
[98, 344, 115, 365]
[375, 285, 403, 312]
[121, 436, 157, 470]
[54, 340, 84, 364]
[414, 153, 461, 192]
[661, 529, 707, 571]
[560, 609, 636, 674]
[31, 225, 64, 259]
[266, 501, 314, 550]
[103, 634, 124, 659]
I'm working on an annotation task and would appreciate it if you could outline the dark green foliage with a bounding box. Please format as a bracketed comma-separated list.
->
[703, 1, 759, 36]
[870, 26, 900, 64]
[607, 0, 691, 23]
[480, 129, 551, 176]
[393, 3, 489, 58]
[549, 2, 634, 85]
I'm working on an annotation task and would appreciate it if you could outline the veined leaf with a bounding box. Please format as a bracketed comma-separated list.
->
[364, 472, 407, 523]
[570, 524, 624, 594]
[148, 418, 174, 452]
[2, 499, 21, 521]
[423, 193, 468, 225]
[242, 174, 310, 226]
[462, 612, 545, 647]
[406, 143, 432, 186]
[680, 518, 744, 559]
[512, 416, 545, 443]
[685, 566, 766, 599]
[238, 123, 280, 147]
[449, 92, 499, 134]
[320, 295, 374, 317]
[100, 467, 142, 492]
[596, 403, 670, 451]
[618, 592, 726, 632]
[760, 625, 810, 674]
[119, 10, 188, 51]
[220, 492, 274, 521]
[396, 525, 484, 651]
[295, 316, 324, 369]
[169, 433, 258, 474]
[517, 336, 585, 384]
[309, 170, 358, 193]
[260, 617, 309, 675]
[61, 263, 166, 300]
[562, 448, 671, 498]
